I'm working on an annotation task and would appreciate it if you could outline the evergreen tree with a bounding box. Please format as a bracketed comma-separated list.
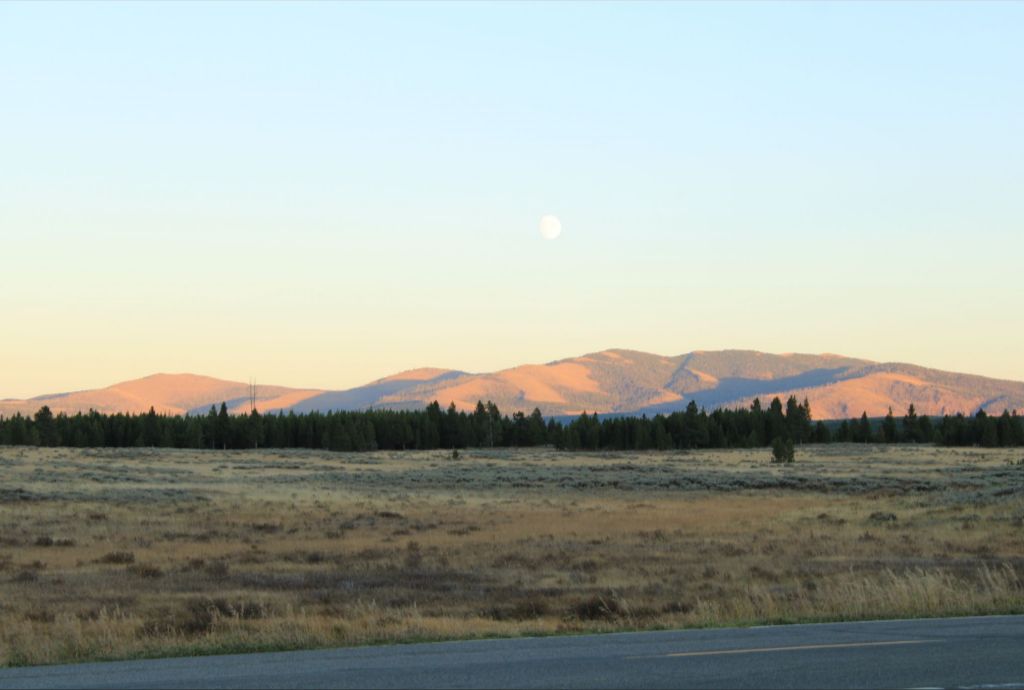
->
[997, 410, 1015, 447]
[442, 402, 462, 448]
[785, 396, 811, 443]
[858, 412, 872, 443]
[217, 403, 230, 449]
[423, 401, 443, 448]
[918, 414, 934, 444]
[902, 404, 919, 443]
[748, 398, 766, 446]
[472, 402, 491, 446]
[583, 412, 601, 450]
[486, 402, 503, 446]
[527, 408, 547, 446]
[247, 410, 263, 449]
[34, 406, 56, 446]
[142, 407, 160, 446]
[800, 398, 814, 441]
[653, 416, 672, 450]
[767, 397, 787, 442]
[1012, 411, 1024, 446]
[882, 407, 898, 443]
[978, 410, 999, 447]
[4, 397, 1021, 453]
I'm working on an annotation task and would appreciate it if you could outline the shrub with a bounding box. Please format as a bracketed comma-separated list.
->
[488, 597, 550, 621]
[205, 561, 230, 578]
[99, 551, 135, 564]
[771, 438, 795, 463]
[661, 601, 695, 614]
[568, 594, 622, 621]
[142, 598, 270, 637]
[128, 563, 164, 578]
[180, 598, 269, 634]
[403, 541, 423, 569]
[24, 609, 56, 623]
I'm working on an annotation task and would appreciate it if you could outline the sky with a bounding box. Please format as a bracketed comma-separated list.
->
[2, 1, 1022, 398]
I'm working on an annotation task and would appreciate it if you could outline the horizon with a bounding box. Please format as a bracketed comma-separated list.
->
[6, 345, 1024, 401]
[4, 345, 1023, 425]
[4, 2, 1023, 398]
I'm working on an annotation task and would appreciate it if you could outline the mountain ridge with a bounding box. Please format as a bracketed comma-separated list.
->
[2, 350, 1022, 420]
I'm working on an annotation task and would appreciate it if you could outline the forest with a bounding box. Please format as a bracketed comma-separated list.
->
[1, 397, 1022, 451]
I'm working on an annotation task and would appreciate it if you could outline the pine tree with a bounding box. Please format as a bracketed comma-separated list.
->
[217, 402, 230, 449]
[528, 408, 547, 446]
[34, 406, 56, 446]
[1011, 410, 1024, 446]
[653, 416, 672, 450]
[767, 397, 786, 442]
[919, 414, 934, 444]
[997, 410, 1015, 447]
[858, 412, 872, 443]
[784, 396, 805, 442]
[979, 410, 999, 447]
[882, 407, 898, 443]
[749, 398, 766, 446]
[248, 410, 263, 449]
[142, 406, 160, 446]
[902, 404, 919, 443]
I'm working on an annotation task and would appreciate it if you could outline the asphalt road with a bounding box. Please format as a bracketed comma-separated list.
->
[2, 615, 1022, 689]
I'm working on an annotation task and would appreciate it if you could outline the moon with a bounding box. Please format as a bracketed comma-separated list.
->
[539, 215, 562, 240]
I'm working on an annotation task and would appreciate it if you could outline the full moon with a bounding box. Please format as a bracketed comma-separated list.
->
[539, 214, 562, 240]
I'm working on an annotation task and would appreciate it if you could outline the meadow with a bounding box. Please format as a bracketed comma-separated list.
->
[1, 444, 1022, 666]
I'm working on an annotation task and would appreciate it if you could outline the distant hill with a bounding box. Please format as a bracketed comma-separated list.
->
[361, 350, 1024, 419]
[2, 350, 1023, 420]
[0, 373, 323, 417]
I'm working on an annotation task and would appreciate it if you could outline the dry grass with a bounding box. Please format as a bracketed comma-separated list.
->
[1, 444, 1022, 666]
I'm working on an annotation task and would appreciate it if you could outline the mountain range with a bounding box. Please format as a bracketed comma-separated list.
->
[2, 349, 1023, 420]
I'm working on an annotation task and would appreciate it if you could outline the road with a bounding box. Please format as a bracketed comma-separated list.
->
[1, 615, 1022, 689]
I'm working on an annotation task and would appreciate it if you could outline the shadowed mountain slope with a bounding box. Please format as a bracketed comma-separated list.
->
[339, 349, 1024, 419]
[2, 351, 1022, 420]
[283, 369, 465, 414]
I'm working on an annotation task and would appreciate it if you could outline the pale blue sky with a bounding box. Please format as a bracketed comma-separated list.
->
[2, 2, 1022, 397]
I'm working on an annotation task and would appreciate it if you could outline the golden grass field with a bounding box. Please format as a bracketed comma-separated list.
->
[1, 444, 1022, 666]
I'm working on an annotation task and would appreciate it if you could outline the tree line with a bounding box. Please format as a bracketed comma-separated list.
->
[0, 397, 1021, 451]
